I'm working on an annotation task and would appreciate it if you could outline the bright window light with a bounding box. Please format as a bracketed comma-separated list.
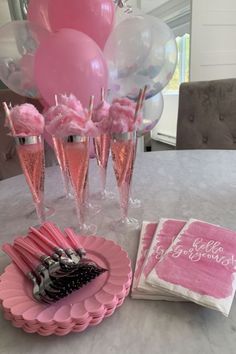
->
[164, 33, 190, 93]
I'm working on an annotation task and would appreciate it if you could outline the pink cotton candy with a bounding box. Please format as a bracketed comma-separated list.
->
[57, 94, 84, 115]
[6, 103, 45, 137]
[46, 106, 98, 138]
[45, 94, 98, 137]
[44, 104, 71, 123]
[44, 94, 83, 123]
[109, 97, 142, 133]
[92, 101, 111, 134]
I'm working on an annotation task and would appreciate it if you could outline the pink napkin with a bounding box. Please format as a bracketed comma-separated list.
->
[131, 221, 158, 299]
[147, 219, 236, 316]
[137, 218, 186, 301]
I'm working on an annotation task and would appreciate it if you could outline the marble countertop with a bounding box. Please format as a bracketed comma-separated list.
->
[0, 150, 236, 354]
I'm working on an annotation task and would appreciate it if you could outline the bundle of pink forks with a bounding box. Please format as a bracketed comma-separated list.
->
[2, 222, 107, 304]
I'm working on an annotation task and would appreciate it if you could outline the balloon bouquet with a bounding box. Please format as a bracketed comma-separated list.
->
[0, 0, 177, 231]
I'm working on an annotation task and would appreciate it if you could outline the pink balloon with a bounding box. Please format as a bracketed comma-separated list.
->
[47, 0, 115, 49]
[28, 0, 51, 31]
[35, 29, 108, 107]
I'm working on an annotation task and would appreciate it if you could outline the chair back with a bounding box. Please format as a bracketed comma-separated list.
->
[176, 78, 236, 149]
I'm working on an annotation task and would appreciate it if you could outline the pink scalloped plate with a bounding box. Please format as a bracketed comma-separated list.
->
[0, 235, 132, 335]
[3, 283, 130, 336]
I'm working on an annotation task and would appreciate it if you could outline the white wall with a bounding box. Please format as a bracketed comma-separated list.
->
[150, 0, 191, 145]
[151, 94, 179, 145]
[190, 0, 236, 81]
[153, 0, 236, 146]
[0, 0, 10, 26]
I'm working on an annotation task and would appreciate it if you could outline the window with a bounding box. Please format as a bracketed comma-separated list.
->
[164, 33, 190, 93]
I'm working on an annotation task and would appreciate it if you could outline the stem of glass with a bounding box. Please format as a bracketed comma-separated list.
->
[74, 193, 86, 228]
[34, 200, 46, 224]
[99, 166, 107, 197]
[119, 182, 130, 222]
[94, 133, 111, 198]
[52, 136, 71, 198]
[60, 167, 71, 198]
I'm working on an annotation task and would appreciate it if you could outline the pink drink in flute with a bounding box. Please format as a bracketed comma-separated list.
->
[45, 96, 79, 198]
[94, 133, 110, 193]
[46, 95, 98, 233]
[64, 135, 90, 229]
[110, 92, 144, 230]
[4, 103, 46, 224]
[93, 91, 114, 199]
[16, 136, 45, 222]
[111, 132, 137, 227]
[52, 136, 71, 197]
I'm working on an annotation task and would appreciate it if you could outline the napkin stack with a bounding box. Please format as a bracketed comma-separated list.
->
[132, 218, 236, 316]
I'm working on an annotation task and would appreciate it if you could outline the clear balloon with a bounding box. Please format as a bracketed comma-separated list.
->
[104, 14, 177, 100]
[0, 20, 50, 98]
[137, 92, 164, 137]
[47, 0, 115, 50]
[34, 29, 108, 107]
[28, 0, 51, 32]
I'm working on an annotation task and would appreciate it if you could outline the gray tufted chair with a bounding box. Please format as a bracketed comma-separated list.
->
[176, 78, 236, 149]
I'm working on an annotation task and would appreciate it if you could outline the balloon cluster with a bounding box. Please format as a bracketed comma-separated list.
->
[0, 0, 177, 135]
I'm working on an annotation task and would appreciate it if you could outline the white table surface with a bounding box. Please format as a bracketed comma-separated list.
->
[1, 150, 236, 354]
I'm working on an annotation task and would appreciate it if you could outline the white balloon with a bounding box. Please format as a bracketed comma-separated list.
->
[104, 13, 177, 100]
[0, 20, 49, 98]
[137, 92, 164, 136]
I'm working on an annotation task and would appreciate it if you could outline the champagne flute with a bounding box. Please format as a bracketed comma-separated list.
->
[129, 86, 147, 209]
[129, 138, 141, 208]
[51, 135, 72, 199]
[110, 88, 146, 230]
[63, 96, 97, 234]
[93, 88, 115, 200]
[3, 102, 47, 224]
[94, 133, 112, 199]
[15, 135, 46, 224]
[111, 130, 139, 230]
[64, 135, 96, 234]
[5, 102, 56, 223]
[51, 95, 72, 199]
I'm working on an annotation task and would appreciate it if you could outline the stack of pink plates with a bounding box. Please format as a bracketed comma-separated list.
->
[0, 235, 132, 336]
